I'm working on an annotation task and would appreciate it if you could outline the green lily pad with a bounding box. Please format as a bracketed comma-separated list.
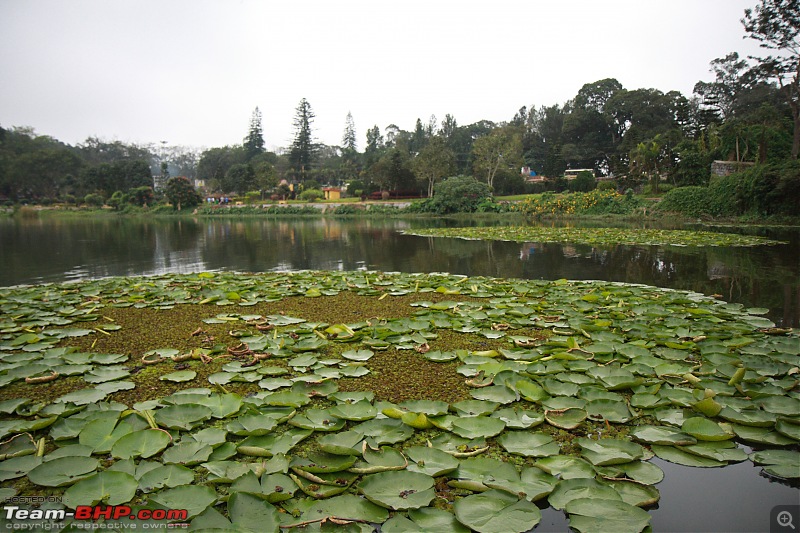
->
[28, 456, 99, 487]
[451, 416, 506, 439]
[548, 477, 622, 510]
[535, 455, 596, 480]
[292, 451, 358, 474]
[404, 507, 471, 533]
[288, 408, 345, 432]
[577, 437, 645, 466]
[317, 430, 365, 456]
[62, 471, 138, 507]
[629, 425, 697, 446]
[405, 446, 460, 477]
[226, 492, 281, 533]
[161, 441, 214, 465]
[137, 464, 195, 492]
[160, 370, 197, 382]
[681, 417, 735, 441]
[0, 455, 42, 481]
[651, 445, 726, 467]
[453, 489, 541, 533]
[497, 431, 560, 457]
[750, 449, 800, 479]
[287, 494, 389, 526]
[358, 470, 435, 510]
[491, 407, 544, 429]
[152, 404, 212, 431]
[150, 484, 218, 520]
[565, 497, 652, 533]
[341, 349, 375, 361]
[545, 408, 587, 430]
[483, 466, 558, 502]
[111, 429, 172, 460]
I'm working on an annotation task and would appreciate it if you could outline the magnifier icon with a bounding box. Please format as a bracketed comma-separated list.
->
[778, 511, 796, 530]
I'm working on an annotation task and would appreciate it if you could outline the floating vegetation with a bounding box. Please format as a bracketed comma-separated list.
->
[401, 226, 787, 247]
[0, 270, 798, 532]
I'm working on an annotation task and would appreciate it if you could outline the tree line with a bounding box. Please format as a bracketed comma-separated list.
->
[1, 0, 796, 206]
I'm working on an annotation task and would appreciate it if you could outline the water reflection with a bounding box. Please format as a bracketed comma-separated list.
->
[1, 216, 798, 326]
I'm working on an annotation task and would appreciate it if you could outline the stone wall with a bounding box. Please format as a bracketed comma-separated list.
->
[711, 160, 755, 177]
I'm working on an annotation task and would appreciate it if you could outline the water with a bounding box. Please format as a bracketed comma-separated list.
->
[1, 215, 798, 530]
[2, 216, 798, 327]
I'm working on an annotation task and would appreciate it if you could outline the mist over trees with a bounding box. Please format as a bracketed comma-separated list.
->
[0, 0, 796, 206]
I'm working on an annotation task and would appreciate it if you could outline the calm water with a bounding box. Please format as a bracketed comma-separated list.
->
[2, 216, 798, 327]
[1, 215, 798, 531]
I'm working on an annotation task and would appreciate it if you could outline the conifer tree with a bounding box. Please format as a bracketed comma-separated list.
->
[289, 98, 316, 181]
[243, 107, 265, 160]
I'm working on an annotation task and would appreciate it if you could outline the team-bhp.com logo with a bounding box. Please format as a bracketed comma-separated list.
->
[4, 505, 188, 527]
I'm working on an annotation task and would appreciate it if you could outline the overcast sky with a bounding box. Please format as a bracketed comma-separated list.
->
[0, 0, 768, 152]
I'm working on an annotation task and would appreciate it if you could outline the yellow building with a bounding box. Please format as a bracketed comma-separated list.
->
[322, 187, 341, 200]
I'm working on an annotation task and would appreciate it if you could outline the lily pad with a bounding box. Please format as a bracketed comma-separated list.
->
[160, 370, 197, 382]
[451, 416, 506, 439]
[545, 408, 587, 430]
[565, 497, 652, 533]
[62, 471, 138, 507]
[111, 429, 171, 460]
[149, 484, 217, 520]
[28, 456, 99, 487]
[358, 470, 435, 510]
[577, 437, 645, 466]
[681, 417, 735, 441]
[405, 446, 460, 477]
[453, 489, 541, 533]
[497, 431, 560, 457]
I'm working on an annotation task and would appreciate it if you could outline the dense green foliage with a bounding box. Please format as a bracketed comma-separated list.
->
[658, 160, 800, 217]
[165, 176, 202, 211]
[568, 171, 597, 192]
[298, 189, 324, 202]
[517, 190, 642, 217]
[410, 176, 493, 214]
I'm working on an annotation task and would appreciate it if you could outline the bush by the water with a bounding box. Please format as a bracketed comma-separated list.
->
[83, 193, 104, 207]
[516, 189, 642, 217]
[657, 161, 800, 218]
[298, 189, 324, 202]
[409, 175, 493, 214]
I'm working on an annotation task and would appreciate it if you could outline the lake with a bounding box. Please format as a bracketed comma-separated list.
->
[1, 215, 798, 531]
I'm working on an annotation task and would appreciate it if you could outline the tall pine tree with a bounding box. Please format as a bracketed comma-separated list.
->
[342, 111, 357, 152]
[341, 112, 359, 183]
[243, 107, 265, 161]
[289, 98, 316, 181]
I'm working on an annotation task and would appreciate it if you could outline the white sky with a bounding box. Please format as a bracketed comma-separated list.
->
[0, 0, 768, 152]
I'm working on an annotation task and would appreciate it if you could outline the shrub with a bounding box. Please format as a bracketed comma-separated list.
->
[657, 187, 711, 217]
[108, 191, 126, 211]
[298, 189, 324, 202]
[245, 191, 262, 204]
[568, 171, 596, 193]
[415, 176, 492, 214]
[331, 204, 363, 215]
[516, 189, 641, 217]
[165, 176, 201, 210]
[657, 178, 739, 218]
[128, 186, 154, 207]
[596, 181, 616, 191]
[84, 193, 104, 207]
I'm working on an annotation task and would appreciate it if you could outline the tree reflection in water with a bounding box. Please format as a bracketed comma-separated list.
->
[1, 217, 798, 326]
